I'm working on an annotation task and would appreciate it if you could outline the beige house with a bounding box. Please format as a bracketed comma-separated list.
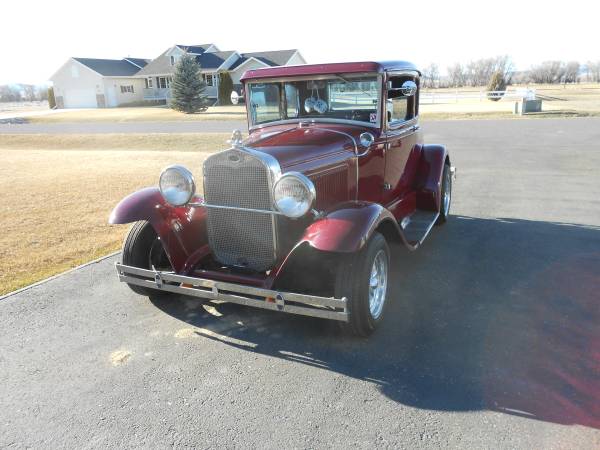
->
[50, 57, 149, 108]
[50, 43, 305, 108]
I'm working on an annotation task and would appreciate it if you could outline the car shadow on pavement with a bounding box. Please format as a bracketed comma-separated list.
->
[149, 215, 600, 429]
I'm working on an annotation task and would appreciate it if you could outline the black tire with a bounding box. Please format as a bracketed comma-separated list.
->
[436, 163, 452, 225]
[334, 232, 390, 337]
[122, 221, 171, 296]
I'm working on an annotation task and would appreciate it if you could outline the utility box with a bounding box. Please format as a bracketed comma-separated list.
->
[514, 99, 542, 115]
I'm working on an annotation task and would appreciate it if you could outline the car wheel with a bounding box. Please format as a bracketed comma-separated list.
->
[436, 163, 452, 225]
[335, 232, 390, 336]
[122, 221, 171, 297]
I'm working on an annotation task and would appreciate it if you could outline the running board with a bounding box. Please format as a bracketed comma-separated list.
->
[401, 210, 440, 247]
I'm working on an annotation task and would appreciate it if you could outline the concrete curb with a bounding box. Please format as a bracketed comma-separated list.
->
[0, 251, 121, 301]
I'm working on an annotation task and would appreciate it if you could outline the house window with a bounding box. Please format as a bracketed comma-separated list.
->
[145, 78, 153, 88]
[204, 74, 214, 86]
[120, 85, 134, 94]
[170, 55, 175, 66]
[158, 77, 167, 89]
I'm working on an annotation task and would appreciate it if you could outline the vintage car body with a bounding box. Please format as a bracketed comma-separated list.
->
[110, 61, 455, 335]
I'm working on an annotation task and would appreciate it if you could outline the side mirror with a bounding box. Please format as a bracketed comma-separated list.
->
[386, 80, 418, 97]
[400, 80, 418, 97]
[230, 90, 244, 105]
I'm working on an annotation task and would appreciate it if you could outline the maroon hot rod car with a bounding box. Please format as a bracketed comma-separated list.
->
[110, 61, 455, 336]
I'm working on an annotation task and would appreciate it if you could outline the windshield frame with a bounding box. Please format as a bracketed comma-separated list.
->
[244, 72, 383, 131]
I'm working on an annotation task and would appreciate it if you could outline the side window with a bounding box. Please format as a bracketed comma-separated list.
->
[386, 76, 418, 126]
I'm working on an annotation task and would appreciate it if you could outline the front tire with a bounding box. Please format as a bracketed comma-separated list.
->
[335, 232, 390, 336]
[121, 221, 171, 296]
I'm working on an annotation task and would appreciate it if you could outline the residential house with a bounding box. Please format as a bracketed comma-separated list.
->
[136, 44, 305, 101]
[50, 57, 149, 108]
[50, 43, 305, 108]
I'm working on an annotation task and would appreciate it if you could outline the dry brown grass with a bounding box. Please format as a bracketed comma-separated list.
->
[0, 133, 229, 295]
[420, 83, 600, 118]
[28, 106, 246, 123]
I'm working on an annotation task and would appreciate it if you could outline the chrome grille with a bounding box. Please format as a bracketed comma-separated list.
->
[203, 148, 277, 271]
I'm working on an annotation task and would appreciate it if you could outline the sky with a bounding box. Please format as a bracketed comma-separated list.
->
[0, 0, 598, 85]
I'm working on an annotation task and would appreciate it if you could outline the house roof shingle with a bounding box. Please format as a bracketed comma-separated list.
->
[176, 44, 215, 54]
[73, 57, 146, 76]
[195, 51, 237, 70]
[229, 50, 298, 70]
[124, 58, 150, 69]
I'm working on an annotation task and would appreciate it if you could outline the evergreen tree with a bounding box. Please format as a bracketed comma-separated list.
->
[171, 54, 207, 113]
[47, 86, 56, 109]
[217, 71, 234, 105]
[486, 71, 506, 102]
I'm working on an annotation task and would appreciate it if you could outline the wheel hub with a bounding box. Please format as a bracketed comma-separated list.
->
[368, 250, 388, 319]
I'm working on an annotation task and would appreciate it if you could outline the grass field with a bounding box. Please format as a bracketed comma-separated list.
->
[0, 133, 229, 295]
[420, 83, 600, 119]
[28, 105, 247, 123]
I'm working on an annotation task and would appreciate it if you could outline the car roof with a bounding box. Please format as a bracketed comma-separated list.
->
[240, 61, 420, 81]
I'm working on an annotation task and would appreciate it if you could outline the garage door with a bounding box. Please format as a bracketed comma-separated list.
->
[63, 89, 98, 108]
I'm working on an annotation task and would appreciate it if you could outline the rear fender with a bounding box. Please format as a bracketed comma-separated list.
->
[415, 144, 449, 211]
[109, 187, 208, 273]
[298, 202, 405, 253]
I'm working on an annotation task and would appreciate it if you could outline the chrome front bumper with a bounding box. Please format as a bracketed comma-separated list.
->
[115, 263, 349, 322]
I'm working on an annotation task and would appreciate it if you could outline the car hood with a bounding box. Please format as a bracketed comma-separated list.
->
[244, 123, 373, 170]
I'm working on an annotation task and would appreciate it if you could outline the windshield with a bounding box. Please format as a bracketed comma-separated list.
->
[247, 74, 381, 127]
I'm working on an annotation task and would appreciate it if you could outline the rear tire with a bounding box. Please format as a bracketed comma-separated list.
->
[436, 163, 452, 225]
[122, 221, 171, 296]
[335, 232, 390, 337]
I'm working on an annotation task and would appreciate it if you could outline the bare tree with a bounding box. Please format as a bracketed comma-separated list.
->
[0, 85, 22, 102]
[585, 61, 600, 83]
[22, 84, 37, 102]
[529, 61, 566, 84]
[447, 56, 513, 87]
[447, 62, 468, 87]
[422, 63, 439, 88]
[563, 61, 580, 84]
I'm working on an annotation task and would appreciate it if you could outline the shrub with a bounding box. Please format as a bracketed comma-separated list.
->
[171, 54, 208, 113]
[217, 71, 234, 105]
[48, 87, 56, 109]
[486, 71, 506, 101]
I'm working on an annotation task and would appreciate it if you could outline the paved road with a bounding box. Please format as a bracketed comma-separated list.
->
[2, 118, 600, 448]
[0, 120, 247, 133]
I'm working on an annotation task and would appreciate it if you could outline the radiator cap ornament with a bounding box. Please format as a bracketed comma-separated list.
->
[229, 129, 243, 146]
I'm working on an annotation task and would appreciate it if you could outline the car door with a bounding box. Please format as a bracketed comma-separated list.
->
[382, 74, 420, 209]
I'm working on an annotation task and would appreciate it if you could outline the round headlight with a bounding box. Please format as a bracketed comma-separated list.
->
[273, 172, 316, 218]
[159, 165, 195, 206]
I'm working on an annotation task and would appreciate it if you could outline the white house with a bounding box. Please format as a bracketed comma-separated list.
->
[50, 57, 149, 108]
[50, 43, 306, 108]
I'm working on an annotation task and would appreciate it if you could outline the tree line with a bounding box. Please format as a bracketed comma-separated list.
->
[0, 84, 49, 103]
[421, 57, 600, 88]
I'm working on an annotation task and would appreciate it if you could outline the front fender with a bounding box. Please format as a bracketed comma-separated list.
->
[109, 187, 165, 225]
[109, 187, 208, 273]
[299, 202, 403, 253]
[416, 144, 449, 211]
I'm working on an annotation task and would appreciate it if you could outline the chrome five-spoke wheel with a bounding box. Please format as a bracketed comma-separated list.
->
[369, 249, 388, 320]
[335, 232, 391, 336]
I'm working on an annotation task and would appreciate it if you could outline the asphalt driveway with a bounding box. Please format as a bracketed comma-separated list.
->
[1, 118, 600, 449]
